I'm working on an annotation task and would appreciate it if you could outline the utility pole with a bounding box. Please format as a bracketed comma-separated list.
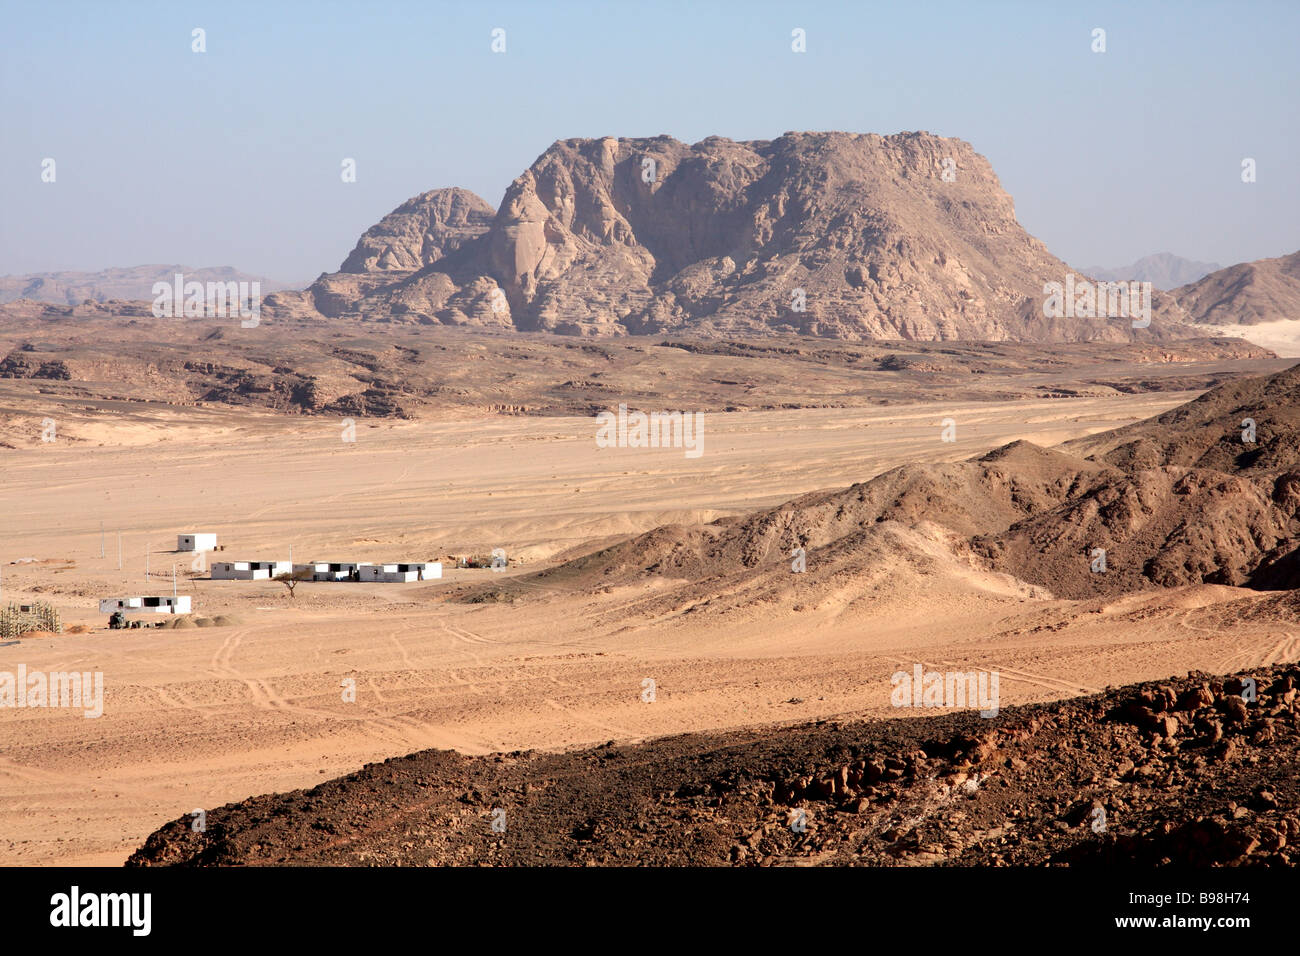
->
[172, 564, 177, 599]
[100, 522, 105, 559]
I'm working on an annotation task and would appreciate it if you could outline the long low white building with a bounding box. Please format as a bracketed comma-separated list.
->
[211, 560, 292, 581]
[99, 596, 192, 615]
[295, 561, 370, 581]
[358, 562, 443, 583]
[196, 560, 444, 584]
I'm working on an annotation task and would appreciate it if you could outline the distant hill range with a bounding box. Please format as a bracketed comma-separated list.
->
[1168, 250, 1300, 327]
[0, 265, 301, 306]
[263, 131, 1200, 342]
[1081, 253, 1222, 291]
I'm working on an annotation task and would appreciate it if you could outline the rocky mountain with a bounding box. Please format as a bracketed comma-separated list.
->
[1083, 253, 1221, 290]
[307, 188, 499, 320]
[0, 265, 299, 306]
[340, 188, 495, 274]
[1169, 250, 1300, 327]
[268, 131, 1191, 342]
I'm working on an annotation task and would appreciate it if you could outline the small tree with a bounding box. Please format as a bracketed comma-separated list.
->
[273, 569, 314, 599]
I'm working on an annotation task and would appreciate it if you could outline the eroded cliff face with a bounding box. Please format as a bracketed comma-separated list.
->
[267, 131, 1187, 341]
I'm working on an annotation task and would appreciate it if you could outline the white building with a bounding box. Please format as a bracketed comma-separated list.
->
[211, 560, 292, 581]
[359, 565, 418, 583]
[99, 596, 192, 615]
[177, 533, 218, 552]
[358, 562, 443, 583]
[295, 561, 370, 582]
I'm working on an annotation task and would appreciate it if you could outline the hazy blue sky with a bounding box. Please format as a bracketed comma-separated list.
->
[2, 0, 1296, 283]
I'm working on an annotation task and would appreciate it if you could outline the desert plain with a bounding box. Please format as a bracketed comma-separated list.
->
[2, 335, 1296, 865]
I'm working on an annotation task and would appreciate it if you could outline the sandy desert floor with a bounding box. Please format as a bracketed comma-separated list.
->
[2, 389, 1297, 864]
[1202, 321, 1300, 358]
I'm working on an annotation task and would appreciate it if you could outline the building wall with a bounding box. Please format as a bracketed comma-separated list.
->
[99, 596, 191, 614]
[213, 561, 290, 580]
[360, 567, 419, 582]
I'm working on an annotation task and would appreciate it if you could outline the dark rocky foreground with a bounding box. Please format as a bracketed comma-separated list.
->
[129, 663, 1300, 867]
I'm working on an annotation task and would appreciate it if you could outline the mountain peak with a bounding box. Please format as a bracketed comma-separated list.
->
[1082, 253, 1222, 290]
[273, 131, 1193, 342]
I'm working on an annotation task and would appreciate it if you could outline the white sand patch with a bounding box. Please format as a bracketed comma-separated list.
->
[1201, 321, 1300, 357]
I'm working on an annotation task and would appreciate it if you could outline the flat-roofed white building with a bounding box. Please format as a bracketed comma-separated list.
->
[359, 564, 418, 583]
[410, 562, 442, 580]
[211, 560, 292, 581]
[295, 561, 370, 582]
[358, 562, 443, 583]
[177, 533, 218, 552]
[99, 595, 192, 615]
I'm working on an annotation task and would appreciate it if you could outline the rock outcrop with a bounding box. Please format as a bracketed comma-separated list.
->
[127, 662, 1300, 866]
[268, 131, 1193, 342]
